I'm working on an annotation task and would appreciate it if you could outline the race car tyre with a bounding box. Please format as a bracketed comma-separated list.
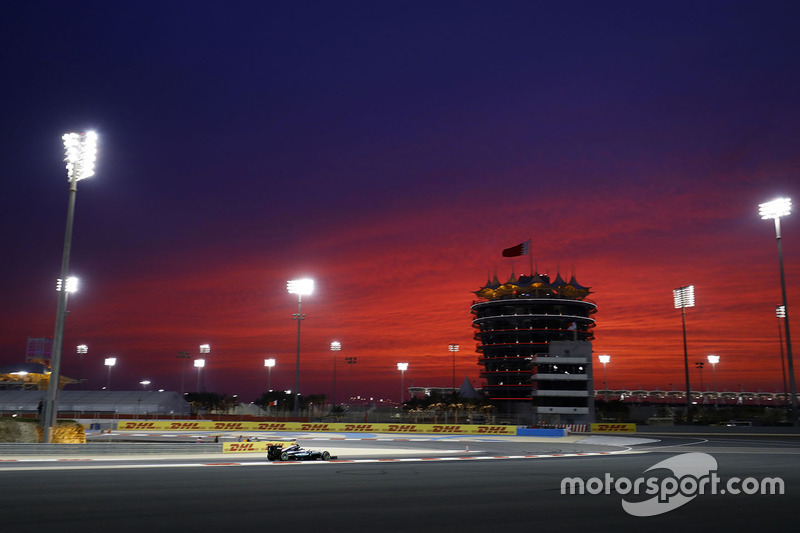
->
[280, 451, 289, 461]
[321, 451, 331, 461]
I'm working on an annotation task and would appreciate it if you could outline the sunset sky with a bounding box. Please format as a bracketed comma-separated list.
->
[1, 1, 798, 402]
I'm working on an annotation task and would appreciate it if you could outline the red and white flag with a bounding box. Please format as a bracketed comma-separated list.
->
[502, 240, 530, 257]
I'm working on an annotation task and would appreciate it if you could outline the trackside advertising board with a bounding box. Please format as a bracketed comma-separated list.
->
[116, 421, 517, 435]
[590, 423, 637, 433]
[222, 441, 296, 453]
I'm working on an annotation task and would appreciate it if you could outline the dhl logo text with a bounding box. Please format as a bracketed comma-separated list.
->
[432, 426, 465, 433]
[228, 443, 257, 452]
[213, 422, 247, 430]
[593, 424, 635, 432]
[343, 424, 375, 432]
[256, 423, 289, 430]
[476, 426, 510, 434]
[386, 425, 420, 432]
[120, 422, 157, 430]
[300, 423, 332, 431]
[168, 422, 203, 430]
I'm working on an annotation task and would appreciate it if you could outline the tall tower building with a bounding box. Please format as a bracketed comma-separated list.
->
[471, 272, 596, 425]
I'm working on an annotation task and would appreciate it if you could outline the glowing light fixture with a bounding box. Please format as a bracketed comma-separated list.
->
[62, 131, 98, 182]
[43, 130, 99, 443]
[673, 285, 695, 309]
[287, 278, 314, 296]
[759, 197, 792, 220]
[598, 355, 610, 400]
[448, 343, 459, 391]
[194, 358, 205, 393]
[673, 285, 695, 421]
[330, 341, 341, 405]
[264, 357, 276, 391]
[287, 277, 315, 413]
[56, 276, 79, 293]
[760, 196, 796, 426]
[104, 357, 116, 390]
[397, 362, 409, 403]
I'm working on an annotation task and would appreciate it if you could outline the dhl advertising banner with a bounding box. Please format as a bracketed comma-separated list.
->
[222, 441, 296, 453]
[116, 420, 517, 435]
[590, 423, 637, 433]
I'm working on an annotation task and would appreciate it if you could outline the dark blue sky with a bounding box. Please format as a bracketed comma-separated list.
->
[1, 1, 798, 400]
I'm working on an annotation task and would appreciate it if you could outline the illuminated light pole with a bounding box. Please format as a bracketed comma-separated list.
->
[397, 362, 409, 404]
[598, 354, 610, 401]
[264, 358, 276, 391]
[707, 355, 720, 407]
[76, 344, 88, 384]
[674, 285, 695, 422]
[104, 357, 116, 390]
[346, 357, 357, 402]
[194, 359, 205, 392]
[695, 361, 705, 391]
[177, 352, 191, 395]
[330, 341, 341, 406]
[198, 344, 210, 392]
[760, 197, 797, 426]
[43, 131, 97, 444]
[777, 305, 789, 409]
[448, 343, 459, 393]
[287, 278, 314, 414]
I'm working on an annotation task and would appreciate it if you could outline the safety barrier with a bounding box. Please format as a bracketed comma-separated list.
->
[116, 421, 518, 435]
[590, 423, 637, 432]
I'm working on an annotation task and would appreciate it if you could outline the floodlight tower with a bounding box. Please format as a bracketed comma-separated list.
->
[448, 343, 459, 392]
[397, 362, 409, 403]
[707, 355, 720, 407]
[264, 358, 276, 391]
[287, 278, 314, 414]
[194, 359, 205, 392]
[199, 344, 210, 392]
[76, 344, 88, 383]
[104, 357, 116, 390]
[330, 341, 341, 406]
[43, 130, 98, 444]
[598, 355, 610, 400]
[674, 285, 695, 422]
[760, 197, 797, 426]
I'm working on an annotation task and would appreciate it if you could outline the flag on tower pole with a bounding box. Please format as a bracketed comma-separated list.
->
[502, 240, 531, 257]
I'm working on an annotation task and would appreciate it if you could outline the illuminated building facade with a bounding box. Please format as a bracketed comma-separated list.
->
[471, 272, 596, 424]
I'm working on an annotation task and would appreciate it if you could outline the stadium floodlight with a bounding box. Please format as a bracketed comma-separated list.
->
[759, 197, 792, 220]
[330, 342, 341, 405]
[760, 197, 796, 426]
[673, 285, 695, 309]
[62, 131, 98, 182]
[43, 131, 99, 443]
[104, 357, 116, 390]
[288, 278, 314, 413]
[707, 355, 720, 406]
[264, 358, 276, 390]
[194, 358, 206, 393]
[397, 363, 409, 403]
[56, 276, 79, 293]
[598, 355, 611, 400]
[673, 285, 695, 422]
[287, 278, 314, 296]
[448, 343, 459, 391]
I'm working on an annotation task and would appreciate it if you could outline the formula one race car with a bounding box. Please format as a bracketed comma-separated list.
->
[267, 443, 336, 461]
